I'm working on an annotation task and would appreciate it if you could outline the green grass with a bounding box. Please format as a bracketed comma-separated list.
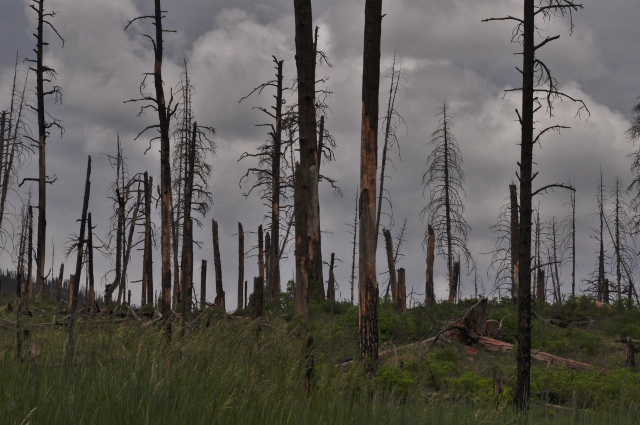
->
[0, 294, 639, 424]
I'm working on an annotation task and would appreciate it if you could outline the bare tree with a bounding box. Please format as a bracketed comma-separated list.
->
[23, 0, 64, 299]
[358, 0, 383, 372]
[421, 103, 471, 303]
[237, 222, 244, 310]
[484, 0, 587, 409]
[125, 0, 177, 338]
[562, 189, 576, 297]
[347, 189, 358, 305]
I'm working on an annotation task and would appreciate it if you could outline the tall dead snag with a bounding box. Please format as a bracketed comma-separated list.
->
[238, 222, 244, 310]
[87, 212, 95, 309]
[56, 262, 64, 301]
[397, 268, 406, 312]
[422, 104, 471, 303]
[596, 171, 607, 302]
[382, 228, 397, 303]
[358, 0, 383, 371]
[265, 232, 271, 300]
[212, 219, 225, 310]
[537, 269, 545, 301]
[125, 0, 177, 338]
[562, 189, 576, 297]
[68, 275, 74, 307]
[24, 0, 64, 300]
[141, 172, 153, 306]
[484, 0, 587, 410]
[258, 224, 265, 292]
[250, 275, 264, 320]
[376, 55, 404, 241]
[200, 259, 207, 308]
[66, 156, 91, 362]
[425, 224, 435, 304]
[349, 190, 358, 305]
[293, 0, 320, 318]
[179, 122, 198, 313]
[27, 205, 33, 300]
[119, 191, 141, 305]
[327, 252, 336, 302]
[510, 184, 519, 302]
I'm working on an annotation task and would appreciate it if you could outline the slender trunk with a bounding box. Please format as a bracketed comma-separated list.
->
[537, 268, 545, 301]
[244, 280, 248, 309]
[515, 0, 535, 409]
[358, 0, 382, 372]
[615, 180, 621, 301]
[212, 218, 224, 310]
[258, 224, 265, 292]
[534, 209, 540, 299]
[250, 276, 263, 319]
[598, 172, 606, 303]
[88, 213, 95, 308]
[571, 192, 576, 297]
[35, 0, 48, 305]
[510, 184, 519, 302]
[443, 105, 455, 303]
[141, 172, 149, 306]
[180, 218, 192, 328]
[66, 156, 91, 361]
[27, 206, 33, 300]
[56, 263, 64, 302]
[200, 259, 207, 308]
[425, 224, 435, 304]
[120, 192, 141, 307]
[180, 123, 197, 313]
[238, 222, 244, 310]
[270, 60, 283, 300]
[451, 261, 460, 303]
[294, 164, 309, 317]
[146, 175, 154, 306]
[152, 0, 174, 338]
[265, 232, 271, 301]
[397, 268, 406, 312]
[327, 252, 335, 302]
[382, 228, 397, 303]
[551, 218, 561, 304]
[68, 275, 74, 308]
[350, 190, 358, 305]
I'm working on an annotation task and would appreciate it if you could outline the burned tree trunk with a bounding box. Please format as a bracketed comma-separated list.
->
[88, 213, 95, 309]
[238, 222, 244, 310]
[451, 261, 461, 303]
[382, 228, 397, 303]
[119, 191, 141, 305]
[425, 224, 435, 304]
[68, 275, 74, 308]
[598, 171, 607, 303]
[270, 60, 283, 301]
[358, 0, 383, 372]
[181, 219, 192, 321]
[350, 191, 358, 305]
[141, 172, 152, 307]
[510, 184, 519, 302]
[200, 259, 207, 308]
[397, 268, 406, 312]
[250, 276, 263, 319]
[212, 218, 225, 310]
[537, 268, 545, 302]
[327, 253, 336, 302]
[56, 262, 64, 302]
[265, 232, 271, 302]
[67, 156, 91, 361]
[27, 206, 33, 299]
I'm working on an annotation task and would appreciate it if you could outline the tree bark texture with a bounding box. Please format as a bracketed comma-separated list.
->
[270, 60, 283, 301]
[250, 276, 263, 319]
[397, 268, 406, 312]
[27, 206, 33, 299]
[141, 172, 151, 306]
[382, 228, 397, 303]
[238, 222, 244, 310]
[265, 232, 271, 302]
[68, 275, 74, 308]
[212, 219, 225, 310]
[537, 269, 545, 302]
[56, 262, 64, 302]
[425, 224, 435, 304]
[358, 0, 382, 372]
[510, 184, 519, 302]
[350, 190, 358, 305]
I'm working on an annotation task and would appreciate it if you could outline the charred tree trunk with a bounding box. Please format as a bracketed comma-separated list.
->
[180, 123, 197, 314]
[265, 232, 271, 302]
[27, 206, 33, 300]
[397, 268, 406, 312]
[238, 222, 244, 310]
[551, 217, 561, 303]
[258, 224, 265, 294]
[250, 276, 263, 319]
[570, 192, 576, 297]
[510, 184, 519, 302]
[68, 275, 74, 308]
[451, 261, 460, 303]
[88, 213, 95, 309]
[350, 191, 358, 305]
[598, 172, 607, 303]
[119, 192, 141, 305]
[66, 156, 91, 361]
[181, 219, 192, 324]
[269, 60, 283, 302]
[382, 228, 397, 303]
[141, 172, 151, 306]
[327, 252, 336, 302]
[212, 219, 225, 310]
[615, 180, 622, 301]
[200, 259, 207, 308]
[425, 224, 436, 304]
[293, 0, 320, 318]
[358, 0, 382, 372]
[56, 262, 64, 302]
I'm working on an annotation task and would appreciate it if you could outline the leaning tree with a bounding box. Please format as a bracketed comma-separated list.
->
[421, 103, 471, 303]
[484, 0, 588, 410]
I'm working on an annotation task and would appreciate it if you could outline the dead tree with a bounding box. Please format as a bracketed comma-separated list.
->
[358, 0, 383, 372]
[125, 0, 177, 338]
[87, 212, 95, 309]
[562, 189, 576, 297]
[118, 190, 141, 305]
[264, 232, 271, 300]
[421, 103, 471, 303]
[510, 184, 520, 302]
[250, 276, 263, 320]
[200, 259, 207, 308]
[376, 55, 404, 240]
[212, 218, 225, 310]
[238, 222, 244, 310]
[66, 156, 91, 362]
[327, 252, 336, 302]
[348, 189, 358, 305]
[425, 224, 435, 304]
[293, 0, 320, 319]
[484, 0, 587, 409]
[0, 57, 29, 236]
[258, 224, 265, 293]
[397, 268, 406, 312]
[27, 205, 33, 299]
[23, 0, 64, 300]
[141, 172, 153, 307]
[56, 262, 63, 302]
[382, 228, 397, 303]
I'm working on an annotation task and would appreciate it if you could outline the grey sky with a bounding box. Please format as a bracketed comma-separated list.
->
[0, 0, 639, 306]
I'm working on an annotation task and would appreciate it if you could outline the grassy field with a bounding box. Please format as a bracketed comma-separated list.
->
[0, 292, 639, 424]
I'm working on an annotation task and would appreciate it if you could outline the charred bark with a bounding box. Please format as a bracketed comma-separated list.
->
[212, 218, 225, 310]
[327, 252, 336, 302]
[425, 224, 435, 304]
[238, 222, 244, 310]
[382, 228, 397, 303]
[200, 259, 207, 308]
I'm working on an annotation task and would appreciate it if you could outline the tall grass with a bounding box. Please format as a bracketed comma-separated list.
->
[0, 301, 639, 424]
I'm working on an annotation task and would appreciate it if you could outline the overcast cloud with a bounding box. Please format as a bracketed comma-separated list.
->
[1, 0, 639, 307]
